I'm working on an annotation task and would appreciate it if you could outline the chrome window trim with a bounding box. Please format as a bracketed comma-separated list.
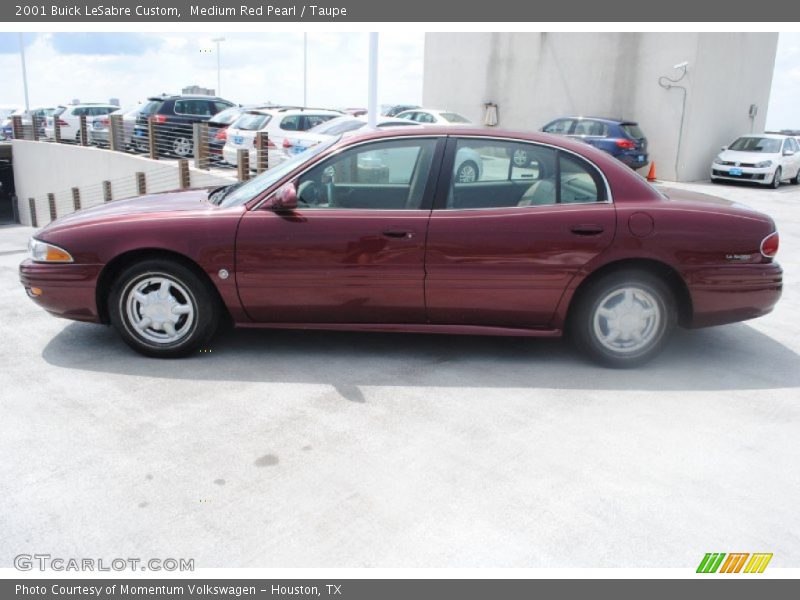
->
[251, 133, 614, 210]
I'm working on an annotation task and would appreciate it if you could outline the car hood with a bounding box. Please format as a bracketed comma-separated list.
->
[42, 188, 214, 233]
[717, 149, 779, 163]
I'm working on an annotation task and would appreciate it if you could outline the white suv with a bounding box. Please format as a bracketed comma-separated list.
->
[222, 107, 342, 168]
[44, 103, 119, 143]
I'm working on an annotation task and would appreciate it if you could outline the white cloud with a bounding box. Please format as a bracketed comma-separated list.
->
[765, 32, 800, 130]
[0, 32, 424, 110]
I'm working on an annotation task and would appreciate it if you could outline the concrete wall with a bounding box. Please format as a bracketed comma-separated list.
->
[423, 33, 778, 181]
[12, 140, 236, 227]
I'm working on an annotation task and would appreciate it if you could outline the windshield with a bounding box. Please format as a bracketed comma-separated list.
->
[219, 135, 341, 208]
[441, 112, 470, 123]
[729, 137, 782, 153]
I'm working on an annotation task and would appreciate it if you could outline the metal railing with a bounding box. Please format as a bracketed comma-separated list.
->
[11, 115, 272, 182]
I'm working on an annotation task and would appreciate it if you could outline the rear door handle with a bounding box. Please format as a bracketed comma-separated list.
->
[382, 230, 415, 239]
[570, 224, 605, 236]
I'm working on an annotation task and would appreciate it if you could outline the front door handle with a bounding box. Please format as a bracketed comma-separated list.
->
[570, 224, 604, 236]
[382, 230, 415, 239]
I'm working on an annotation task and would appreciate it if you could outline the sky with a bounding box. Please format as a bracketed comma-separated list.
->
[0, 32, 797, 129]
[0, 32, 425, 110]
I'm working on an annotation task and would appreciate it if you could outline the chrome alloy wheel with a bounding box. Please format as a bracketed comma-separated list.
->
[592, 287, 661, 354]
[512, 149, 528, 167]
[124, 276, 196, 345]
[173, 137, 192, 157]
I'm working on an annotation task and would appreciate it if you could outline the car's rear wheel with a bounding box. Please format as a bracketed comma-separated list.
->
[570, 269, 676, 367]
[771, 167, 782, 189]
[512, 149, 529, 167]
[792, 168, 800, 185]
[109, 259, 219, 358]
[172, 136, 193, 157]
[456, 160, 479, 183]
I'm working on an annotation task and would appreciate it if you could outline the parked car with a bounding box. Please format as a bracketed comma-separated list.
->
[88, 105, 142, 148]
[383, 104, 421, 117]
[206, 105, 270, 160]
[283, 115, 421, 154]
[23, 107, 57, 138]
[395, 108, 472, 125]
[43, 103, 119, 143]
[540, 117, 648, 170]
[132, 94, 236, 157]
[711, 133, 800, 188]
[20, 127, 782, 367]
[222, 107, 342, 168]
[0, 106, 24, 140]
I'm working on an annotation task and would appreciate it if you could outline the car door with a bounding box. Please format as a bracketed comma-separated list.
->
[782, 138, 800, 178]
[425, 136, 616, 329]
[235, 136, 444, 324]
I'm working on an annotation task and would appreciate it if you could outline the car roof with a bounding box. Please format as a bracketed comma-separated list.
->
[249, 107, 342, 116]
[552, 116, 637, 125]
[738, 133, 789, 140]
[146, 95, 230, 101]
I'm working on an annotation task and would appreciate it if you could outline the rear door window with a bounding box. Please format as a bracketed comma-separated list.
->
[280, 115, 303, 131]
[174, 99, 213, 117]
[574, 120, 608, 137]
[304, 114, 337, 129]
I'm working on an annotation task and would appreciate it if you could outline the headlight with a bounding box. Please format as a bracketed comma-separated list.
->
[755, 160, 773, 168]
[713, 156, 724, 165]
[28, 238, 74, 263]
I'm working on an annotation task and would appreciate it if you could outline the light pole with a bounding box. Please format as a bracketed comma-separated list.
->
[367, 33, 378, 128]
[212, 37, 225, 96]
[19, 33, 30, 111]
[303, 33, 308, 107]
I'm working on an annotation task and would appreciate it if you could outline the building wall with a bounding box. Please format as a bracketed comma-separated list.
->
[423, 33, 778, 181]
[12, 140, 235, 227]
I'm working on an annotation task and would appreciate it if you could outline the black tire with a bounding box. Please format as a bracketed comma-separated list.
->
[109, 259, 219, 358]
[710, 177, 722, 184]
[456, 160, 479, 183]
[569, 269, 676, 368]
[771, 167, 782, 189]
[792, 169, 800, 185]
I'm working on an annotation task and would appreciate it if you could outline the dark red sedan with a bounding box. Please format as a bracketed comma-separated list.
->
[20, 128, 782, 367]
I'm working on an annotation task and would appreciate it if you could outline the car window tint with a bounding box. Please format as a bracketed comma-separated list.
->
[574, 120, 608, 136]
[175, 100, 213, 116]
[396, 112, 415, 120]
[304, 114, 336, 129]
[214, 101, 233, 114]
[140, 100, 163, 115]
[621, 123, 644, 139]
[280, 115, 303, 131]
[728, 137, 782, 153]
[543, 119, 574, 134]
[447, 139, 557, 208]
[296, 138, 437, 210]
[415, 112, 436, 124]
[559, 154, 602, 203]
[788, 138, 798, 152]
[235, 113, 271, 131]
[441, 112, 470, 123]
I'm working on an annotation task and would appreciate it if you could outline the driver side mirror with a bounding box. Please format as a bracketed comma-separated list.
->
[720, 146, 728, 152]
[267, 182, 298, 211]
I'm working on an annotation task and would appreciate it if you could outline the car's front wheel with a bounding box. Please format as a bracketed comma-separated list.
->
[109, 259, 219, 357]
[771, 167, 782, 189]
[570, 270, 676, 367]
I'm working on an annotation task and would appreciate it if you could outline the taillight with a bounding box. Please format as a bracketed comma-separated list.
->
[214, 127, 227, 141]
[100, 117, 110, 126]
[282, 138, 292, 148]
[152, 114, 167, 124]
[760, 232, 779, 258]
[266, 138, 277, 148]
[57, 119, 69, 127]
[616, 139, 637, 150]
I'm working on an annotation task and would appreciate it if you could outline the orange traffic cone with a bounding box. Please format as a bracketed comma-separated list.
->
[646, 162, 657, 182]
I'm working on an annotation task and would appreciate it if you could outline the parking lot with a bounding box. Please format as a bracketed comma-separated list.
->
[1, 178, 799, 569]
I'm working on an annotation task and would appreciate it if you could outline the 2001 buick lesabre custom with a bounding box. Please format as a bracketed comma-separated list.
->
[20, 128, 782, 367]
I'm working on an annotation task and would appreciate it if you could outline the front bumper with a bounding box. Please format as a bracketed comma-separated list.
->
[20, 259, 104, 323]
[711, 164, 773, 184]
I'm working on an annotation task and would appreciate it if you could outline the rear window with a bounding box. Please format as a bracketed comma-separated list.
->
[235, 112, 271, 131]
[440, 112, 470, 123]
[621, 123, 644, 139]
[139, 100, 163, 116]
[209, 107, 242, 125]
[54, 106, 66, 117]
[318, 119, 364, 135]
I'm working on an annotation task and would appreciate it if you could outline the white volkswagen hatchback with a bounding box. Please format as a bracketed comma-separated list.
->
[222, 107, 342, 169]
[711, 133, 800, 188]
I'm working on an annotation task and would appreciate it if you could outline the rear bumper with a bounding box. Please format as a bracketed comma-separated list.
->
[19, 259, 103, 323]
[686, 262, 783, 328]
